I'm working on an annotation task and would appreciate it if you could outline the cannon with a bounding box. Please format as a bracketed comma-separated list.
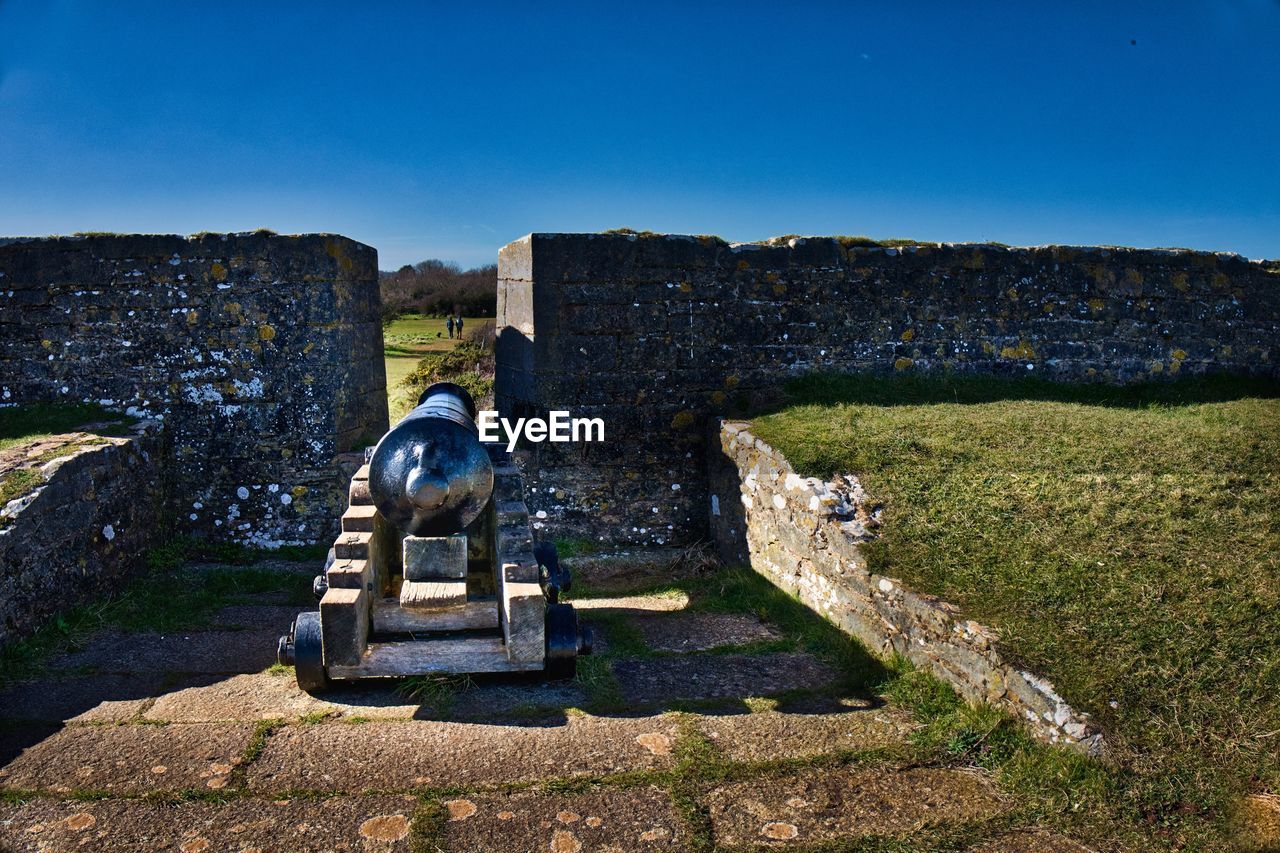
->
[277, 383, 591, 693]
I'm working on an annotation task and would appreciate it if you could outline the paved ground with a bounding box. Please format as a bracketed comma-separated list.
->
[0, 558, 1095, 851]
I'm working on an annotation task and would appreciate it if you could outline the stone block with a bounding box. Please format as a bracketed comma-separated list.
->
[0, 796, 417, 851]
[0, 723, 256, 794]
[704, 766, 1004, 847]
[245, 714, 678, 791]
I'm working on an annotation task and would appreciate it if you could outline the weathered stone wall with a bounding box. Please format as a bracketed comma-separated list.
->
[708, 420, 1102, 753]
[0, 427, 163, 647]
[0, 233, 388, 546]
[496, 233, 1279, 546]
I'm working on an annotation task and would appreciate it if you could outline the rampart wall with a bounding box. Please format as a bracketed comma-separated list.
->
[496, 232, 1279, 545]
[0, 233, 388, 546]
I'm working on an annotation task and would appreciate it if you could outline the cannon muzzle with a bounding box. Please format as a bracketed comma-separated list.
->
[368, 382, 494, 535]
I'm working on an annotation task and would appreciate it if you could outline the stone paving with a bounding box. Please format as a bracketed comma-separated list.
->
[0, 559, 1095, 851]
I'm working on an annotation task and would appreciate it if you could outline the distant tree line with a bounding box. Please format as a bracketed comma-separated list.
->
[379, 260, 497, 323]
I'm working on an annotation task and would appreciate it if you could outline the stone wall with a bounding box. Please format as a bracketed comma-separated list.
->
[495, 232, 1279, 546]
[0, 233, 388, 546]
[0, 426, 163, 647]
[708, 420, 1103, 753]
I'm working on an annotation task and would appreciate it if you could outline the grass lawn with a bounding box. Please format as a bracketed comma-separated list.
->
[384, 353, 421, 421]
[750, 373, 1280, 846]
[0, 402, 129, 453]
[383, 314, 486, 422]
[0, 403, 138, 513]
[383, 313, 483, 357]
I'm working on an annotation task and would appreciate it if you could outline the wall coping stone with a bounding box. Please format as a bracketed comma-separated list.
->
[509, 231, 1277, 265]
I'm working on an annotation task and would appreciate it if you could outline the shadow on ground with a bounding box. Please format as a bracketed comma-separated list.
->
[0, 551, 889, 745]
[0, 552, 1097, 852]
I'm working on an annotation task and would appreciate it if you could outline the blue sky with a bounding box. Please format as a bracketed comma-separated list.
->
[1, 1, 1276, 269]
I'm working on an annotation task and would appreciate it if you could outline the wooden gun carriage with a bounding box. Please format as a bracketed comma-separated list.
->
[277, 383, 591, 692]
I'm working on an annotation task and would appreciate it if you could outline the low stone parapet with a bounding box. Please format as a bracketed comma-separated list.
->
[708, 420, 1103, 754]
[0, 422, 163, 648]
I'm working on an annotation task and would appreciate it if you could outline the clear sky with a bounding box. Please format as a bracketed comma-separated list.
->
[1, 1, 1276, 269]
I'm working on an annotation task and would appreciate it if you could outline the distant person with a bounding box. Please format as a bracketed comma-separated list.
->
[456, 316, 464, 338]
[446, 316, 455, 339]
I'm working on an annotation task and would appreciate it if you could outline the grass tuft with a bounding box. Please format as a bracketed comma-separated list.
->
[408, 795, 449, 853]
[230, 717, 285, 789]
[0, 402, 132, 452]
[396, 674, 475, 716]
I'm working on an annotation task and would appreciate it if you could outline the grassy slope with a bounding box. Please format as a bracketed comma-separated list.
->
[383, 314, 484, 422]
[750, 374, 1280, 842]
[0, 403, 138, 512]
[0, 402, 127, 453]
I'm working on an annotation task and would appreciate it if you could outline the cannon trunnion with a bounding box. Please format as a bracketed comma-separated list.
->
[277, 383, 592, 692]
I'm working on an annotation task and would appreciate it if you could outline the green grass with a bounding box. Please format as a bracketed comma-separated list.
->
[552, 537, 605, 558]
[383, 314, 487, 422]
[383, 313, 482, 356]
[0, 402, 131, 453]
[749, 372, 1280, 846]
[390, 341, 494, 423]
[143, 534, 327, 571]
[385, 354, 422, 404]
[0, 439, 114, 517]
[0, 467, 44, 510]
[0, 403, 138, 523]
[395, 674, 476, 716]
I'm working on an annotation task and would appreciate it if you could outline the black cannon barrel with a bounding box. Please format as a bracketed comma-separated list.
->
[368, 382, 494, 535]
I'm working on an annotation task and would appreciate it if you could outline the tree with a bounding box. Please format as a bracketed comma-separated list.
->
[378, 261, 497, 318]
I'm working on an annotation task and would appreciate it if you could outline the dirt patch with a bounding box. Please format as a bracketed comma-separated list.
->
[1235, 793, 1280, 852]
[50, 629, 281, 675]
[208, 604, 305, 630]
[562, 547, 715, 595]
[630, 612, 780, 652]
